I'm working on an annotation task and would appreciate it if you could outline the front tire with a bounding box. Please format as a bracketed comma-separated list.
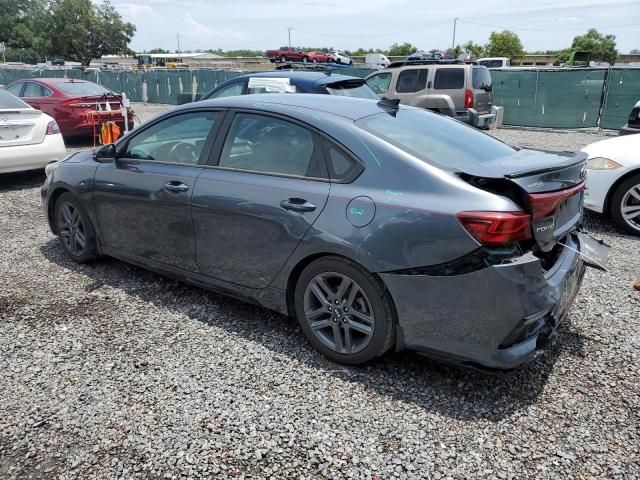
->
[294, 256, 395, 365]
[280, 55, 287, 63]
[610, 174, 640, 235]
[54, 192, 98, 263]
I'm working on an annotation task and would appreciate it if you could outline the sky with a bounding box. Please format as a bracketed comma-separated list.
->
[111, 0, 640, 54]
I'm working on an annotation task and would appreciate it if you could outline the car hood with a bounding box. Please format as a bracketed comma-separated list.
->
[580, 134, 640, 167]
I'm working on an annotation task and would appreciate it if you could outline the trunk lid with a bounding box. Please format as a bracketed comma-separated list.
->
[0, 109, 45, 147]
[459, 149, 587, 252]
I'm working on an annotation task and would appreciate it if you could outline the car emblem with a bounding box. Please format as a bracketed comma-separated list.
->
[581, 165, 587, 179]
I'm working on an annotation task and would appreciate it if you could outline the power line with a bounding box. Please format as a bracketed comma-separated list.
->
[293, 20, 452, 39]
[458, 19, 640, 32]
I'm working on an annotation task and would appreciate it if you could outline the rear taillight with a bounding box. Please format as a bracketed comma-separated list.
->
[61, 99, 94, 108]
[464, 89, 474, 109]
[528, 182, 585, 221]
[456, 211, 532, 245]
[46, 120, 61, 135]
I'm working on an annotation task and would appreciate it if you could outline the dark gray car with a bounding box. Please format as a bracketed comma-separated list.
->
[41, 95, 608, 371]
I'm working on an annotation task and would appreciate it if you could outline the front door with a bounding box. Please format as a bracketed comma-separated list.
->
[191, 111, 330, 289]
[92, 110, 221, 271]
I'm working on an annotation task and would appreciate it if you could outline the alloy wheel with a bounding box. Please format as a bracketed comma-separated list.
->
[58, 202, 87, 256]
[621, 184, 640, 232]
[303, 272, 375, 354]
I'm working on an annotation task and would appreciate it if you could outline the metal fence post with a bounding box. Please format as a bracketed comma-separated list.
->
[599, 66, 612, 133]
[533, 70, 539, 127]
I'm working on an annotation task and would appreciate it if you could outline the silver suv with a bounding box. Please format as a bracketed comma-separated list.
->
[365, 60, 495, 128]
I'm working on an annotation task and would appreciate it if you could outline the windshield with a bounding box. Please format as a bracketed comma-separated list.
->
[56, 81, 112, 96]
[356, 109, 515, 170]
[325, 81, 378, 99]
[472, 67, 492, 90]
[0, 89, 30, 109]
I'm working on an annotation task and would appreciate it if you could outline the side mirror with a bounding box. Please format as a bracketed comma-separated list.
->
[94, 143, 116, 163]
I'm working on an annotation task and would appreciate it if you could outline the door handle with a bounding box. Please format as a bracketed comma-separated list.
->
[280, 198, 316, 213]
[163, 181, 190, 193]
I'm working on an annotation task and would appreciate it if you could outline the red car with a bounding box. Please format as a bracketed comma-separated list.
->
[265, 47, 308, 63]
[306, 51, 331, 63]
[4, 78, 134, 138]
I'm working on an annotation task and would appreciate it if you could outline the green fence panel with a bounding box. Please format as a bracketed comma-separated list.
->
[534, 69, 605, 128]
[491, 69, 538, 126]
[601, 68, 640, 130]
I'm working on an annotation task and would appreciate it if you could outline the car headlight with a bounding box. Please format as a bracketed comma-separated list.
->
[586, 157, 622, 170]
[45, 161, 60, 178]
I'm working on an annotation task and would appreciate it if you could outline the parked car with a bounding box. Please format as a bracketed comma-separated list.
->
[330, 51, 352, 65]
[365, 53, 391, 70]
[619, 100, 640, 135]
[365, 59, 496, 128]
[201, 71, 378, 100]
[581, 134, 640, 235]
[0, 89, 66, 174]
[478, 57, 511, 68]
[265, 47, 307, 63]
[306, 51, 332, 63]
[4, 78, 134, 137]
[42, 94, 607, 370]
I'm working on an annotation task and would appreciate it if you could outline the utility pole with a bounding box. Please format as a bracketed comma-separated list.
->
[177, 33, 182, 60]
[451, 18, 458, 50]
[288, 27, 292, 48]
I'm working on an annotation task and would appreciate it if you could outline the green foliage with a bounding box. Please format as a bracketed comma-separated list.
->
[146, 48, 170, 54]
[485, 30, 524, 61]
[385, 42, 418, 57]
[206, 48, 265, 57]
[630, 48, 640, 54]
[3, 47, 42, 64]
[461, 40, 484, 58]
[563, 29, 618, 65]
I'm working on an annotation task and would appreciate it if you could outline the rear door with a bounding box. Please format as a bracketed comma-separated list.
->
[192, 111, 330, 289]
[431, 67, 465, 111]
[391, 68, 429, 106]
[92, 109, 221, 271]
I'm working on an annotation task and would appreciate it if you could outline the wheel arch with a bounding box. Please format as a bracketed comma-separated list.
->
[604, 167, 640, 215]
[47, 186, 72, 234]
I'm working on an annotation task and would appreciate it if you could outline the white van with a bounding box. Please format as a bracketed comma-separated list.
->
[365, 53, 391, 70]
[478, 57, 510, 68]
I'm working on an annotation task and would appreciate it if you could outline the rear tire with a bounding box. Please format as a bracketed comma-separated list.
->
[294, 256, 395, 365]
[280, 55, 287, 63]
[610, 173, 640, 235]
[54, 192, 98, 263]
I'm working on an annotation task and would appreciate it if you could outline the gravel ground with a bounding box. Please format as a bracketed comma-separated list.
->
[1, 110, 639, 479]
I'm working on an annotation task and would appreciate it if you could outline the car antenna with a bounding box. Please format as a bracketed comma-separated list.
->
[377, 98, 400, 115]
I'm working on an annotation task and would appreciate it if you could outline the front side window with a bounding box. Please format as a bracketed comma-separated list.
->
[366, 73, 392, 95]
[396, 69, 428, 93]
[209, 82, 245, 99]
[219, 113, 316, 177]
[433, 68, 464, 89]
[123, 111, 218, 165]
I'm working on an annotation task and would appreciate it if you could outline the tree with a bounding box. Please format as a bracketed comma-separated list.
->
[460, 40, 484, 58]
[630, 48, 640, 54]
[47, 0, 136, 65]
[484, 30, 524, 61]
[558, 29, 618, 64]
[385, 42, 418, 57]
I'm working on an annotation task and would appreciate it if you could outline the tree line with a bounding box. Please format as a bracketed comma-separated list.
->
[1, 0, 135, 66]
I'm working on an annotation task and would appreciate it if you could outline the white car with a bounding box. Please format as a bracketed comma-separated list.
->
[330, 51, 352, 65]
[581, 134, 640, 235]
[0, 89, 66, 174]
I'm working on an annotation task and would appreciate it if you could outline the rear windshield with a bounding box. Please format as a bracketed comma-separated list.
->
[325, 80, 378, 99]
[479, 60, 504, 68]
[55, 81, 111, 96]
[0, 89, 30, 109]
[472, 67, 492, 90]
[356, 108, 515, 170]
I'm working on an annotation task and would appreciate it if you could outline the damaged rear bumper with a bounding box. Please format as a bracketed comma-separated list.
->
[380, 233, 608, 371]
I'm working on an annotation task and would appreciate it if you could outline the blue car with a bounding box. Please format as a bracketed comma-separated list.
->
[41, 95, 608, 371]
[201, 70, 379, 100]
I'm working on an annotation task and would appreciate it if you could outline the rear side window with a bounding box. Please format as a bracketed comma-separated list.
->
[472, 67, 492, 90]
[366, 73, 392, 95]
[22, 82, 48, 98]
[208, 82, 245, 99]
[219, 113, 318, 178]
[396, 69, 428, 93]
[433, 68, 464, 89]
[0, 89, 30, 109]
[324, 143, 360, 181]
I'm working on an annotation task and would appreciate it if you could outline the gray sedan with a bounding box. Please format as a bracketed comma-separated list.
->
[41, 95, 608, 371]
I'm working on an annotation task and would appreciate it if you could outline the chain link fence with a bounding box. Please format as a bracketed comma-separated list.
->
[2, 66, 638, 130]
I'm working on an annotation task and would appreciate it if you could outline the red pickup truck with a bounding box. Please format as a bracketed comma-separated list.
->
[265, 47, 308, 63]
